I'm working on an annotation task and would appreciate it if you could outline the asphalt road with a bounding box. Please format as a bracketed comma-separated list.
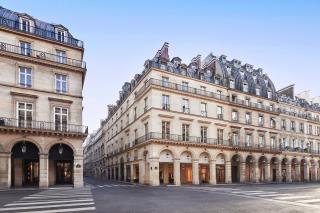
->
[0, 178, 319, 213]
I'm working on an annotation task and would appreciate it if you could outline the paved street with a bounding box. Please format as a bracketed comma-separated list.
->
[0, 178, 320, 212]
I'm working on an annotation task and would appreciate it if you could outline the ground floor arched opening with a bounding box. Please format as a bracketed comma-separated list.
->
[245, 155, 254, 182]
[270, 157, 279, 182]
[120, 158, 124, 181]
[49, 143, 74, 185]
[291, 158, 298, 182]
[216, 154, 225, 184]
[259, 156, 268, 182]
[281, 158, 288, 182]
[301, 159, 306, 182]
[11, 141, 39, 187]
[159, 150, 174, 185]
[180, 151, 192, 184]
[231, 154, 241, 183]
[199, 153, 210, 184]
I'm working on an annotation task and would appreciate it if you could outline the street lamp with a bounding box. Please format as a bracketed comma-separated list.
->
[21, 141, 27, 154]
[58, 143, 63, 155]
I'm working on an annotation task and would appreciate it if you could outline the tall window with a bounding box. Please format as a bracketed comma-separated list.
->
[19, 67, 32, 87]
[245, 98, 250, 106]
[308, 125, 313, 135]
[257, 101, 263, 109]
[20, 41, 31, 56]
[182, 124, 190, 141]
[162, 121, 170, 139]
[267, 90, 272, 99]
[162, 77, 169, 87]
[230, 79, 235, 89]
[217, 106, 223, 119]
[134, 107, 137, 119]
[317, 126, 320, 136]
[232, 132, 239, 145]
[182, 99, 190, 113]
[200, 126, 207, 143]
[54, 107, 68, 131]
[290, 121, 296, 131]
[17, 102, 32, 128]
[144, 97, 148, 112]
[162, 95, 170, 110]
[258, 135, 265, 147]
[56, 50, 67, 64]
[217, 90, 222, 99]
[245, 134, 252, 147]
[245, 112, 251, 124]
[217, 129, 223, 144]
[258, 115, 264, 126]
[231, 110, 238, 122]
[256, 87, 261, 96]
[300, 123, 304, 133]
[182, 81, 188, 91]
[144, 122, 148, 136]
[201, 103, 207, 117]
[55, 74, 67, 93]
[57, 30, 65, 42]
[21, 19, 30, 32]
[281, 119, 286, 130]
[243, 83, 248, 92]
[270, 137, 276, 149]
[270, 117, 276, 128]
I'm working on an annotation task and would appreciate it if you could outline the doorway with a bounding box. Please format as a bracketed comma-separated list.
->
[56, 160, 73, 184]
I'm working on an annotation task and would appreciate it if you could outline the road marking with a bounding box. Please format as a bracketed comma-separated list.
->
[23, 195, 93, 199]
[299, 199, 320, 203]
[18, 207, 96, 213]
[232, 190, 264, 194]
[258, 193, 292, 197]
[242, 191, 278, 195]
[5, 199, 94, 206]
[274, 195, 313, 200]
[0, 202, 94, 211]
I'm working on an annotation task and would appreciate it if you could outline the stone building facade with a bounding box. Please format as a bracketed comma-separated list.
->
[0, 7, 87, 188]
[84, 42, 320, 186]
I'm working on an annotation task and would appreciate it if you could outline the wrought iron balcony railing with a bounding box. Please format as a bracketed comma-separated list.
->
[0, 16, 84, 48]
[0, 117, 88, 134]
[0, 42, 86, 69]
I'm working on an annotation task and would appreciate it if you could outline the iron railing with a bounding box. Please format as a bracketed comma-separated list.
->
[0, 42, 86, 68]
[0, 117, 88, 134]
[0, 16, 84, 48]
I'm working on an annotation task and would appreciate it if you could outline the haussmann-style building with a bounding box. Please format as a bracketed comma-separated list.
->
[84, 42, 320, 186]
[0, 7, 87, 188]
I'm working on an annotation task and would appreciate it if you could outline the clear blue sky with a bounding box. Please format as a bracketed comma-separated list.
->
[1, 0, 320, 132]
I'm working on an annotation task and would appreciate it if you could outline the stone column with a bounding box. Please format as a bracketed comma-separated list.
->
[286, 163, 292, 183]
[265, 163, 270, 182]
[39, 154, 49, 188]
[254, 162, 259, 183]
[0, 153, 10, 188]
[173, 159, 181, 186]
[277, 163, 282, 183]
[304, 163, 309, 182]
[225, 161, 232, 184]
[295, 164, 301, 182]
[314, 164, 318, 182]
[240, 162, 246, 183]
[130, 164, 134, 183]
[209, 160, 216, 185]
[139, 159, 145, 184]
[123, 164, 127, 182]
[73, 155, 84, 188]
[148, 158, 160, 186]
[192, 160, 199, 185]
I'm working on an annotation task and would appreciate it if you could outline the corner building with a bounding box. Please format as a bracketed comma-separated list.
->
[87, 42, 320, 186]
[0, 7, 87, 188]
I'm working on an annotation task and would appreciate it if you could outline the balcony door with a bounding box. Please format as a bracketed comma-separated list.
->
[17, 102, 33, 128]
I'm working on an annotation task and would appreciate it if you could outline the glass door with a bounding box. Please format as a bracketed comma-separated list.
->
[56, 161, 73, 184]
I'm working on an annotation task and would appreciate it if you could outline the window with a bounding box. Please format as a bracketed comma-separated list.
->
[182, 99, 190, 113]
[144, 97, 148, 112]
[270, 118, 276, 128]
[317, 126, 320, 136]
[55, 74, 67, 93]
[162, 77, 169, 87]
[144, 122, 148, 136]
[200, 126, 207, 143]
[308, 125, 313, 135]
[134, 129, 138, 143]
[258, 135, 265, 147]
[270, 104, 274, 111]
[20, 41, 31, 56]
[217, 129, 223, 144]
[17, 102, 32, 128]
[200, 86, 206, 91]
[217, 106, 223, 119]
[231, 110, 238, 122]
[230, 79, 235, 89]
[267, 90, 272, 99]
[245, 112, 251, 124]
[245, 98, 250, 106]
[300, 123, 304, 133]
[162, 121, 170, 139]
[290, 121, 296, 131]
[258, 115, 264, 126]
[57, 30, 65, 42]
[126, 113, 129, 125]
[243, 83, 248, 92]
[182, 124, 190, 141]
[21, 19, 30, 32]
[232, 132, 239, 145]
[256, 87, 261, 96]
[54, 107, 68, 131]
[182, 81, 188, 91]
[257, 101, 263, 109]
[134, 107, 137, 119]
[201, 103, 207, 117]
[19, 67, 32, 87]
[270, 137, 276, 149]
[245, 134, 252, 147]
[281, 119, 286, 130]
[56, 50, 67, 64]
[217, 90, 222, 99]
[162, 95, 170, 110]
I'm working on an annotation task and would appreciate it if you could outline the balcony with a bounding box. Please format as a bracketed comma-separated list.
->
[0, 16, 83, 48]
[0, 117, 88, 135]
[0, 42, 86, 69]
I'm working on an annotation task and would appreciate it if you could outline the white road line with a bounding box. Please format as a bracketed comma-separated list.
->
[24, 195, 92, 199]
[5, 199, 94, 206]
[299, 199, 320, 203]
[0, 202, 94, 211]
[18, 206, 96, 213]
[14, 198, 94, 204]
[232, 190, 264, 194]
[275, 195, 313, 200]
[258, 193, 292, 197]
[242, 192, 277, 195]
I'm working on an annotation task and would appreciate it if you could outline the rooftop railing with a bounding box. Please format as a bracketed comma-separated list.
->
[0, 117, 88, 134]
[0, 42, 86, 68]
[0, 16, 84, 48]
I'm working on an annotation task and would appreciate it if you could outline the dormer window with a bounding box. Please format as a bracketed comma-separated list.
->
[230, 79, 235, 89]
[256, 87, 261, 96]
[21, 19, 30, 32]
[243, 83, 248, 92]
[267, 90, 272, 99]
[57, 30, 65, 42]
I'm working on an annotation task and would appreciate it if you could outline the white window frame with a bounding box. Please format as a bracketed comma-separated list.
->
[55, 74, 67, 93]
[56, 50, 67, 64]
[16, 102, 33, 128]
[19, 67, 32, 87]
[54, 107, 68, 131]
[20, 41, 31, 56]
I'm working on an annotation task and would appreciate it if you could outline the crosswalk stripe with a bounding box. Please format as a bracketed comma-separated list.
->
[0, 202, 94, 211]
[258, 193, 292, 197]
[5, 199, 94, 206]
[242, 192, 277, 195]
[298, 199, 320, 203]
[274, 195, 313, 200]
[18, 206, 96, 213]
[232, 190, 264, 194]
[24, 194, 92, 199]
